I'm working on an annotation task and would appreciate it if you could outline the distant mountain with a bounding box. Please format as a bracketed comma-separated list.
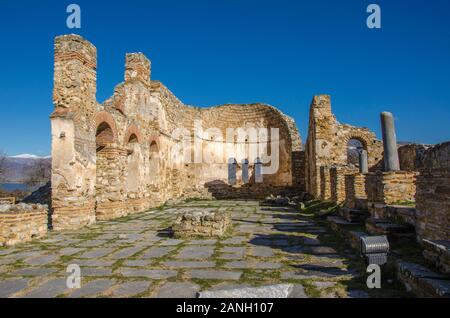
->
[10, 154, 51, 159]
[1, 154, 51, 183]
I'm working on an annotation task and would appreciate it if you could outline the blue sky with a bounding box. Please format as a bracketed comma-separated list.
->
[0, 0, 449, 156]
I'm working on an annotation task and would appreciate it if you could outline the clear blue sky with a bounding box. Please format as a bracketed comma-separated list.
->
[0, 0, 449, 156]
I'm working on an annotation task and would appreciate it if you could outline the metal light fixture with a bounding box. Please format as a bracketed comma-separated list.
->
[360, 235, 390, 266]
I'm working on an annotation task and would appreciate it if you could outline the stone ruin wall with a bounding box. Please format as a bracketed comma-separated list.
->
[305, 95, 383, 200]
[415, 142, 450, 242]
[365, 171, 418, 219]
[50, 34, 303, 230]
[344, 172, 368, 210]
[329, 166, 359, 204]
[398, 144, 429, 171]
[0, 204, 48, 246]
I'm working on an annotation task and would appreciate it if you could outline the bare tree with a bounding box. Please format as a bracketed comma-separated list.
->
[24, 158, 51, 191]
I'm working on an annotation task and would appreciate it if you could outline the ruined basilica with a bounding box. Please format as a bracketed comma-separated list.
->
[49, 34, 448, 245]
[0, 34, 448, 297]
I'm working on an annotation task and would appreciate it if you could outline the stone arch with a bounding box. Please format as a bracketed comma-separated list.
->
[94, 112, 127, 221]
[149, 136, 160, 155]
[342, 132, 370, 151]
[95, 111, 118, 147]
[124, 124, 143, 145]
[148, 137, 161, 185]
[341, 129, 383, 169]
[150, 140, 159, 154]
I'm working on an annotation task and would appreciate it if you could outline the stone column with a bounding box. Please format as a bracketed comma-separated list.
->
[51, 34, 98, 231]
[380, 112, 400, 171]
[358, 149, 369, 174]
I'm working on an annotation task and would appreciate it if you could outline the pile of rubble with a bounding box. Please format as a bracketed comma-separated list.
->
[263, 192, 313, 206]
[172, 210, 231, 238]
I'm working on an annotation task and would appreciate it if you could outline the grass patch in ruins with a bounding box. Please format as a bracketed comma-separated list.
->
[393, 200, 416, 207]
[301, 200, 339, 217]
[190, 278, 218, 290]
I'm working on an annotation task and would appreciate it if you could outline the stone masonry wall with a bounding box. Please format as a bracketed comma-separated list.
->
[320, 166, 332, 201]
[416, 142, 450, 242]
[0, 204, 48, 246]
[398, 144, 429, 172]
[365, 171, 417, 218]
[330, 166, 359, 204]
[51, 34, 97, 231]
[305, 95, 383, 198]
[345, 173, 367, 209]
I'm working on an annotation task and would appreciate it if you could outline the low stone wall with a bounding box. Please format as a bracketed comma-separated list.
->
[172, 211, 231, 238]
[416, 142, 450, 242]
[384, 205, 416, 227]
[0, 204, 48, 246]
[365, 171, 417, 218]
[330, 166, 358, 204]
[344, 173, 367, 210]
[52, 200, 96, 231]
[204, 182, 302, 200]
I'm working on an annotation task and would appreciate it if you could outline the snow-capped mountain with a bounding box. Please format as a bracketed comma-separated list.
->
[10, 154, 51, 159]
[1, 154, 51, 183]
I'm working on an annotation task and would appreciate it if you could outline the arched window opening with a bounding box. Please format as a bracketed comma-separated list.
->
[347, 139, 365, 167]
[128, 133, 139, 144]
[150, 141, 159, 159]
[96, 122, 114, 152]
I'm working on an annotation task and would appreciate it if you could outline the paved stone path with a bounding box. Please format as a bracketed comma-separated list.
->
[0, 200, 407, 298]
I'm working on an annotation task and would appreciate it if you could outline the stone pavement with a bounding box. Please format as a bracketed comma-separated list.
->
[0, 200, 407, 298]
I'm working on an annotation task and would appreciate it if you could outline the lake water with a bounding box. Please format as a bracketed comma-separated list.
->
[0, 183, 28, 191]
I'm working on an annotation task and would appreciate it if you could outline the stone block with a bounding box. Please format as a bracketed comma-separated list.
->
[172, 211, 231, 238]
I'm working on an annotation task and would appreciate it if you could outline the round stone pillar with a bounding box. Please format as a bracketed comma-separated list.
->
[358, 149, 369, 174]
[380, 111, 400, 171]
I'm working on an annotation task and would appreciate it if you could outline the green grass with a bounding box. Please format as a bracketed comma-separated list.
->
[393, 200, 416, 207]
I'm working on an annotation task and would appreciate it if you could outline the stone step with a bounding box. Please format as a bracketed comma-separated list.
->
[396, 261, 450, 298]
[422, 239, 450, 275]
[365, 218, 415, 243]
[198, 283, 308, 298]
[341, 208, 370, 223]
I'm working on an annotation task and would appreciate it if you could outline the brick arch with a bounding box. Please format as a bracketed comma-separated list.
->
[124, 124, 144, 144]
[94, 111, 118, 144]
[342, 131, 372, 150]
[148, 135, 160, 151]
